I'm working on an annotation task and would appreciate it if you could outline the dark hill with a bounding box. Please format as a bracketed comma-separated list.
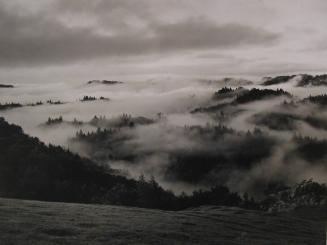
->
[262, 75, 295, 86]
[0, 117, 248, 211]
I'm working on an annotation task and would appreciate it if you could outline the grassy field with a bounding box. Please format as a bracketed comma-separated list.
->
[0, 198, 325, 245]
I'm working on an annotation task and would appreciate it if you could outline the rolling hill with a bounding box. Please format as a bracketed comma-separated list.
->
[0, 198, 324, 245]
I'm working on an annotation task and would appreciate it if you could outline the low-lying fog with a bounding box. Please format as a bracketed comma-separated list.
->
[1, 75, 327, 196]
[0, 78, 222, 145]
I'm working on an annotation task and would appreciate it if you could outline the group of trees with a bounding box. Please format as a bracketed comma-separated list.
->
[235, 88, 291, 104]
[290, 136, 327, 162]
[262, 75, 295, 86]
[47, 99, 64, 105]
[97, 176, 253, 210]
[46, 116, 63, 125]
[81, 96, 97, 101]
[303, 94, 327, 106]
[75, 127, 116, 141]
[0, 102, 22, 111]
[216, 87, 234, 94]
[193, 88, 291, 115]
[212, 87, 245, 101]
[252, 112, 299, 131]
[0, 99, 65, 111]
[166, 126, 276, 184]
[183, 124, 236, 139]
[298, 74, 327, 87]
[260, 74, 327, 87]
[213, 87, 235, 97]
[0, 99, 63, 111]
[73, 126, 134, 162]
[80, 96, 110, 102]
[27, 101, 43, 107]
[72, 123, 276, 187]
[262, 180, 327, 211]
[72, 118, 83, 126]
[89, 114, 154, 129]
[44, 117, 86, 127]
[251, 104, 327, 132]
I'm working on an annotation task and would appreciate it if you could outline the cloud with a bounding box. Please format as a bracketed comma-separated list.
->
[150, 19, 279, 50]
[1, 0, 326, 78]
[0, 2, 279, 67]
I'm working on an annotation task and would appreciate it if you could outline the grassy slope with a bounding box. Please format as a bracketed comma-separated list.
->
[0, 198, 324, 245]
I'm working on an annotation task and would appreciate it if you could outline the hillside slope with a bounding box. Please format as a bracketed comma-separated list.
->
[0, 198, 324, 245]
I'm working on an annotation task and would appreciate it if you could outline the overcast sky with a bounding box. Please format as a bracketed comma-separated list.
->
[1, 0, 327, 83]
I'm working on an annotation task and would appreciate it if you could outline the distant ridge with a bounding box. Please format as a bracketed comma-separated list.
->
[198, 77, 253, 86]
[0, 84, 14, 88]
[87, 80, 123, 85]
[261, 74, 327, 87]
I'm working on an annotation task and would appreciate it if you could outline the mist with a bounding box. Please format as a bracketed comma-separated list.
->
[1, 75, 327, 196]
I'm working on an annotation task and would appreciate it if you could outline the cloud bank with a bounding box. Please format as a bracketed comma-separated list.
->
[1, 0, 327, 81]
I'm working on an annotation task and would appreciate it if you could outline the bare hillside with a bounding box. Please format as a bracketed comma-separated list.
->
[0, 198, 324, 245]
